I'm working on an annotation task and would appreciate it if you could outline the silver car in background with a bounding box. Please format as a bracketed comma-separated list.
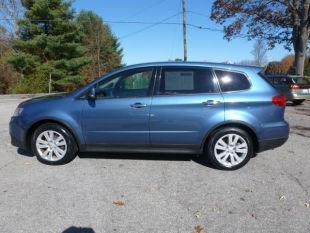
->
[266, 75, 310, 105]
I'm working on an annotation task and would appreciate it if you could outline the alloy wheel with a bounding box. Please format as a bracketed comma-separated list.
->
[213, 133, 248, 168]
[35, 130, 67, 162]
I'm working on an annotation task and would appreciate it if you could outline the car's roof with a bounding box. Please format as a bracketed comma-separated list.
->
[119, 62, 263, 74]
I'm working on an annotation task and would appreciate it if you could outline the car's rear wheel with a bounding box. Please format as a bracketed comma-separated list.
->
[31, 123, 77, 165]
[205, 127, 253, 170]
[292, 99, 305, 105]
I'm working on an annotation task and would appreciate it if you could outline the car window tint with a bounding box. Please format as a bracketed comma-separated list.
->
[215, 70, 251, 92]
[158, 68, 217, 95]
[273, 77, 287, 85]
[96, 69, 153, 99]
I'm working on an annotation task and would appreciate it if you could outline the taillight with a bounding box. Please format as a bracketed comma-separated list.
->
[272, 95, 286, 107]
[289, 84, 300, 89]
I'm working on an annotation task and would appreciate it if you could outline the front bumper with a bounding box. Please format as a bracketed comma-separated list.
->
[9, 117, 28, 150]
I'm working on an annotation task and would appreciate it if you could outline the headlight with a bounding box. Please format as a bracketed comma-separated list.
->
[13, 107, 23, 117]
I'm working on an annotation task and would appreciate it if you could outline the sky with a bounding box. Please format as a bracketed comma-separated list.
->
[73, 0, 291, 65]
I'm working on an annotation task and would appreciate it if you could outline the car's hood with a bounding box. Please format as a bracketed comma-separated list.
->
[19, 93, 68, 107]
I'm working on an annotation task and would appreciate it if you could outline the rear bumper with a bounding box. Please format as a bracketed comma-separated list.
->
[288, 92, 310, 101]
[257, 137, 288, 152]
[257, 120, 289, 152]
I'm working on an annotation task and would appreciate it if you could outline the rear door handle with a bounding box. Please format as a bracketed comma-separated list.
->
[130, 103, 147, 108]
[202, 100, 221, 106]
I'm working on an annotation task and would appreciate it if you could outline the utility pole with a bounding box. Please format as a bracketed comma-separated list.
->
[182, 0, 187, 61]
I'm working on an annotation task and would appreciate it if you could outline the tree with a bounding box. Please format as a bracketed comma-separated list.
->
[280, 54, 295, 73]
[77, 11, 123, 83]
[265, 54, 295, 75]
[304, 57, 310, 76]
[265, 61, 283, 75]
[237, 60, 256, 66]
[8, 0, 90, 93]
[0, 38, 20, 94]
[251, 39, 268, 66]
[211, 0, 310, 76]
[0, 0, 23, 38]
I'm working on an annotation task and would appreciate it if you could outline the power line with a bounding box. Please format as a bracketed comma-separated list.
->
[118, 12, 182, 40]
[187, 10, 210, 18]
[182, 0, 187, 61]
[0, 16, 248, 39]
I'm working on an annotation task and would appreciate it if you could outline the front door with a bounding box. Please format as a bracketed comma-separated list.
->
[150, 66, 224, 149]
[82, 67, 155, 149]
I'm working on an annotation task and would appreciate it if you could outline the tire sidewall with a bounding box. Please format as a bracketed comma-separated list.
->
[207, 127, 253, 170]
[31, 123, 77, 165]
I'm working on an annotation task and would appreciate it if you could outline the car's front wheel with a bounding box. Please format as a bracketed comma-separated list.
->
[31, 123, 77, 165]
[205, 127, 254, 170]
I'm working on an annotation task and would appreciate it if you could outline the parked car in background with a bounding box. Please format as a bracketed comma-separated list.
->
[10, 62, 289, 170]
[265, 75, 310, 105]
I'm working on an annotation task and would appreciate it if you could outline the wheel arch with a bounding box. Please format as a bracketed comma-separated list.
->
[201, 121, 259, 153]
[25, 119, 83, 151]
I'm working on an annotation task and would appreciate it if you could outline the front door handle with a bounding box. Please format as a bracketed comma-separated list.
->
[202, 100, 221, 106]
[130, 103, 147, 108]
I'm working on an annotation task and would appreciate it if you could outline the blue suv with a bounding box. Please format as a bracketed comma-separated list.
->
[10, 62, 289, 170]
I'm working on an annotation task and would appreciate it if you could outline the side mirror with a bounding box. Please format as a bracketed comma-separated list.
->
[88, 87, 96, 100]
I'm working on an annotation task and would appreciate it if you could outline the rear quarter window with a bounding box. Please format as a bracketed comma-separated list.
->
[274, 77, 288, 85]
[215, 70, 251, 92]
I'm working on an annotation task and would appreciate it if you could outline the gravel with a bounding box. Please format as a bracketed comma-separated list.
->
[0, 97, 309, 233]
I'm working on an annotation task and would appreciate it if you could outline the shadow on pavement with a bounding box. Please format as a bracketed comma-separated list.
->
[17, 148, 34, 157]
[16, 147, 216, 169]
[62, 226, 95, 233]
[78, 151, 216, 169]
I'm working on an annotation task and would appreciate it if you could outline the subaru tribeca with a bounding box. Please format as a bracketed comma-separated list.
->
[10, 62, 289, 170]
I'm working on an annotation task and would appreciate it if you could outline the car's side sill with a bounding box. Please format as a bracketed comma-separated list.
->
[84, 145, 202, 154]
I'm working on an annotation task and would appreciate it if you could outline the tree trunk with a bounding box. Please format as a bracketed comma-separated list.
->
[293, 27, 308, 76]
[294, 53, 306, 76]
[293, 0, 310, 76]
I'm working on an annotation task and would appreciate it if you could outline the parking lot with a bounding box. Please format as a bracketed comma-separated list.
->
[0, 96, 309, 233]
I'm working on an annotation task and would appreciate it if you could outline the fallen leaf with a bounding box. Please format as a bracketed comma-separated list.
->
[279, 195, 286, 201]
[113, 200, 125, 206]
[194, 225, 204, 233]
[194, 211, 201, 219]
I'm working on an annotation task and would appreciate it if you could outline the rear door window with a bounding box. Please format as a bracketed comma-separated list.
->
[157, 67, 218, 95]
[214, 70, 251, 92]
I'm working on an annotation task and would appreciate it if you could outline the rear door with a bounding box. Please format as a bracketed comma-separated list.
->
[149, 66, 224, 149]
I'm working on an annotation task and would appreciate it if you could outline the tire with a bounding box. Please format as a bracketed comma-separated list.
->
[31, 123, 78, 165]
[292, 100, 305, 105]
[204, 127, 254, 170]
